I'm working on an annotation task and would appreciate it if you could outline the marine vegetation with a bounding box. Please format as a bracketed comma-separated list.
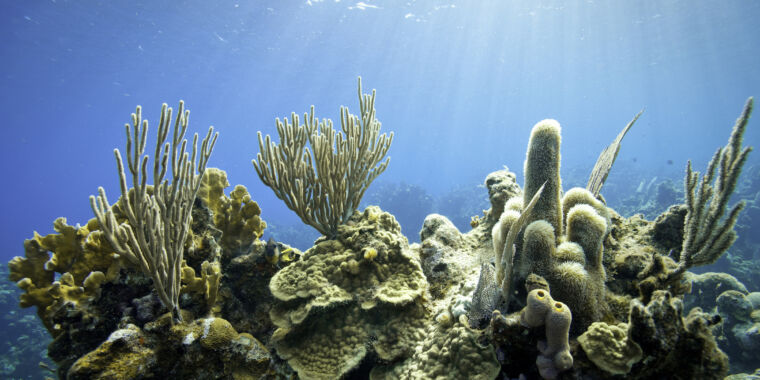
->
[6, 80, 758, 380]
[252, 77, 393, 238]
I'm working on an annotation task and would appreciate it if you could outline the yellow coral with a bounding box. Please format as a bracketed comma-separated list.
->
[8, 217, 121, 333]
[363, 247, 378, 261]
[198, 169, 266, 253]
[578, 322, 642, 375]
[181, 260, 222, 315]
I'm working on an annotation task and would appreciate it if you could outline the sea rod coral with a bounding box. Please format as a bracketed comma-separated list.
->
[90, 101, 217, 323]
[252, 77, 393, 238]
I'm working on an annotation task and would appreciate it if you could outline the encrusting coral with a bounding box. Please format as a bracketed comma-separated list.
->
[577, 321, 642, 375]
[268, 206, 429, 379]
[370, 309, 500, 380]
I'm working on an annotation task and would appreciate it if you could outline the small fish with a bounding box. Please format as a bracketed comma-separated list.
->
[265, 237, 297, 266]
[265, 237, 281, 265]
[667, 159, 673, 165]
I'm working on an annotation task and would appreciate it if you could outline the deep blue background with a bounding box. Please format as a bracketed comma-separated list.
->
[1, 0, 759, 261]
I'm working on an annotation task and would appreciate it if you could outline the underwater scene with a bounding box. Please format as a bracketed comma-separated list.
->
[2, 1, 760, 379]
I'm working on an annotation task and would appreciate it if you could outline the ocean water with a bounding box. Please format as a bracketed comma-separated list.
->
[1, 1, 759, 379]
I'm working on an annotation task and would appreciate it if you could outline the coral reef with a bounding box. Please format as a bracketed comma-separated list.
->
[684, 272, 760, 373]
[627, 291, 728, 378]
[6, 94, 756, 380]
[65, 316, 270, 379]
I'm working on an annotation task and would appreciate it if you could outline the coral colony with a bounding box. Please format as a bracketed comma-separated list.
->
[8, 78, 757, 379]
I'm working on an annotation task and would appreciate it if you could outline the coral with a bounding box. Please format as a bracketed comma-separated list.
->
[181, 260, 222, 315]
[66, 324, 156, 379]
[253, 77, 393, 237]
[199, 168, 266, 254]
[66, 316, 271, 379]
[8, 89, 757, 380]
[370, 314, 500, 380]
[267, 206, 428, 379]
[715, 290, 760, 372]
[90, 101, 217, 323]
[489, 120, 613, 332]
[523, 119, 563, 235]
[670, 98, 753, 281]
[484, 168, 521, 224]
[8, 217, 122, 333]
[685, 271, 748, 312]
[519, 289, 573, 380]
[418, 214, 469, 298]
[682, 274, 760, 373]
[498, 185, 609, 330]
[651, 204, 687, 252]
[577, 322, 642, 375]
[627, 290, 728, 379]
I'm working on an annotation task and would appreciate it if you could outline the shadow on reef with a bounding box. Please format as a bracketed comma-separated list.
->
[5, 85, 760, 380]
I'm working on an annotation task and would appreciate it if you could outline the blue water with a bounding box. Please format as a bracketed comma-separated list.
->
[1, 1, 759, 377]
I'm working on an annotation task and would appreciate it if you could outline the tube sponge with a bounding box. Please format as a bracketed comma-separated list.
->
[520, 289, 573, 379]
[538, 302, 573, 379]
[524, 119, 563, 237]
[521, 288, 553, 327]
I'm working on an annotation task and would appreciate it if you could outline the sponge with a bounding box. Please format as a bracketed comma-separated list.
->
[520, 289, 573, 380]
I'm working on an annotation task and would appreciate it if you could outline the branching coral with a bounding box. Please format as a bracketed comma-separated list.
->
[668, 97, 754, 281]
[90, 101, 217, 323]
[198, 168, 266, 254]
[8, 218, 122, 333]
[252, 77, 393, 238]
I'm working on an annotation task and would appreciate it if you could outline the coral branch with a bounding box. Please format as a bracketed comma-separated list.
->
[90, 101, 217, 323]
[252, 78, 393, 238]
[670, 97, 753, 279]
